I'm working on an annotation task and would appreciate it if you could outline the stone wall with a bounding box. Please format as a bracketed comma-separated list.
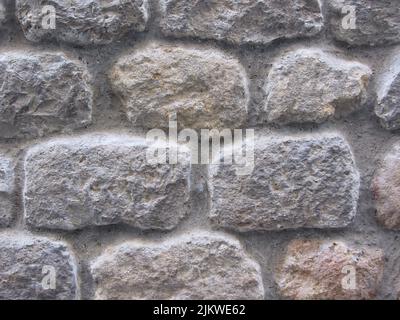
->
[0, 0, 399, 300]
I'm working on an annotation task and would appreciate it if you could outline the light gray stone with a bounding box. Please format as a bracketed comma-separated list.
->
[0, 155, 14, 227]
[275, 239, 384, 300]
[110, 42, 248, 129]
[0, 232, 78, 300]
[264, 48, 372, 125]
[24, 133, 191, 231]
[325, 0, 400, 47]
[16, 0, 149, 46]
[372, 142, 400, 230]
[0, 51, 92, 139]
[160, 0, 323, 46]
[91, 232, 264, 300]
[209, 133, 360, 232]
[375, 55, 400, 130]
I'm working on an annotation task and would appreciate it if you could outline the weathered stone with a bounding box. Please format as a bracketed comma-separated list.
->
[264, 48, 371, 125]
[0, 1, 6, 25]
[276, 239, 384, 300]
[0, 232, 78, 300]
[375, 55, 400, 130]
[160, 0, 323, 46]
[0, 155, 14, 227]
[24, 133, 191, 231]
[109, 42, 248, 129]
[209, 133, 359, 232]
[0, 51, 92, 139]
[16, 0, 149, 46]
[325, 0, 400, 47]
[90, 232, 264, 300]
[372, 142, 400, 230]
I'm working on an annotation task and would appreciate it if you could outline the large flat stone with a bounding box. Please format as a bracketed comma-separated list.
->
[264, 48, 371, 125]
[209, 133, 360, 231]
[276, 239, 384, 299]
[90, 232, 264, 299]
[160, 0, 323, 45]
[372, 141, 400, 229]
[325, 0, 400, 46]
[375, 54, 400, 130]
[16, 0, 149, 45]
[109, 42, 248, 129]
[0, 232, 78, 300]
[0, 51, 92, 138]
[0, 155, 14, 227]
[24, 133, 191, 231]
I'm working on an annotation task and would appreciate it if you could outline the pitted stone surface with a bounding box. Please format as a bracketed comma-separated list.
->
[0, 232, 78, 300]
[90, 232, 264, 300]
[209, 133, 360, 232]
[16, 0, 149, 46]
[160, 0, 323, 46]
[264, 48, 371, 125]
[372, 141, 400, 230]
[375, 55, 400, 130]
[0, 155, 13, 227]
[24, 134, 191, 231]
[325, 0, 400, 47]
[0, 51, 92, 138]
[276, 240, 384, 300]
[0, 0, 6, 25]
[110, 42, 248, 129]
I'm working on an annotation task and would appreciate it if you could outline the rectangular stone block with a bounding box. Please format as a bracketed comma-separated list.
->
[24, 133, 191, 231]
[209, 133, 360, 231]
[0, 232, 78, 300]
[90, 232, 264, 300]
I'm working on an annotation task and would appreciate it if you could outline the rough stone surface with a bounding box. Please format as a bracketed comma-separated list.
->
[16, 0, 149, 46]
[110, 42, 248, 129]
[325, 0, 400, 47]
[0, 0, 399, 300]
[372, 141, 400, 230]
[0, 232, 78, 300]
[90, 232, 264, 300]
[264, 48, 372, 125]
[160, 0, 323, 46]
[24, 134, 191, 231]
[276, 239, 384, 300]
[0, 0, 6, 25]
[0, 155, 13, 227]
[375, 55, 400, 130]
[0, 51, 92, 139]
[209, 133, 360, 232]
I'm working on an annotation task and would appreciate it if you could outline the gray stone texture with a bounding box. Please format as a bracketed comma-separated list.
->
[264, 48, 372, 125]
[160, 0, 323, 45]
[16, 0, 149, 46]
[209, 133, 360, 231]
[0, 51, 92, 138]
[91, 232, 264, 300]
[325, 0, 400, 47]
[24, 134, 191, 231]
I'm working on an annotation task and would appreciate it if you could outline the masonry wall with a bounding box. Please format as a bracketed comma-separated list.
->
[0, 0, 400, 300]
